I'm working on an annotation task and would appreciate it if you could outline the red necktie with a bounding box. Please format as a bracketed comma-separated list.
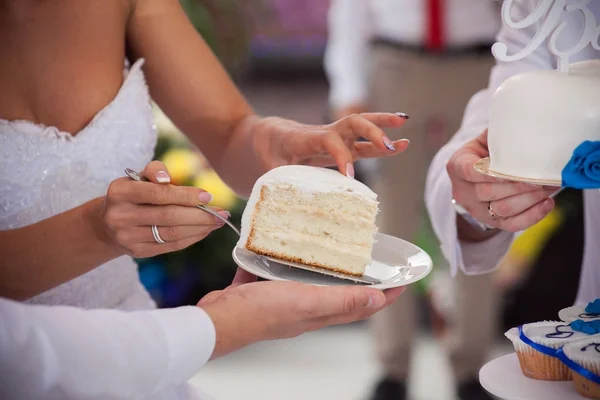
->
[426, 0, 445, 51]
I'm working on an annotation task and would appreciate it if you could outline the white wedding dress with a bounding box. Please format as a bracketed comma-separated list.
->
[0, 59, 157, 310]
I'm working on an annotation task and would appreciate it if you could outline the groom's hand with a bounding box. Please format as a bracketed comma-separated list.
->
[198, 281, 405, 359]
[447, 129, 558, 240]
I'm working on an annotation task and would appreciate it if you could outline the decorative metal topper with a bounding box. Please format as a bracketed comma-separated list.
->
[492, 0, 600, 72]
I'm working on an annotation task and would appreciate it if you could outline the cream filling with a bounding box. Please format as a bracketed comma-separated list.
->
[251, 229, 371, 258]
[248, 230, 369, 273]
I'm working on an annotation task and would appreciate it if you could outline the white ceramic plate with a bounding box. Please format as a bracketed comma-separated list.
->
[231, 233, 433, 290]
[479, 353, 584, 400]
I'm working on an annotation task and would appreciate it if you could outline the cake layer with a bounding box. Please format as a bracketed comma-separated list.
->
[260, 183, 378, 220]
[246, 229, 369, 276]
[251, 190, 377, 247]
[488, 60, 600, 181]
[248, 225, 372, 257]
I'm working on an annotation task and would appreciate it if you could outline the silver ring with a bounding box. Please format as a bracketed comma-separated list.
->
[151, 225, 165, 244]
[487, 201, 506, 220]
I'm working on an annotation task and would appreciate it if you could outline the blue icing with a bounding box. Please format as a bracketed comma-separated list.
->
[586, 299, 600, 314]
[570, 319, 600, 335]
[562, 141, 600, 189]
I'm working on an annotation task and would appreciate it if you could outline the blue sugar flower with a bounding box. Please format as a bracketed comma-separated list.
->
[562, 141, 600, 189]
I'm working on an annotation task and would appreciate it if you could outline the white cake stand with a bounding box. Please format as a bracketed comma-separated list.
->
[479, 353, 585, 400]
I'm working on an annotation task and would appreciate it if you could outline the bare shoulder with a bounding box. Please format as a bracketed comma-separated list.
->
[0, 0, 135, 133]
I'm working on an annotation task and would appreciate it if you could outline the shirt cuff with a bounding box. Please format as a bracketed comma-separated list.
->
[455, 230, 515, 275]
[151, 306, 216, 387]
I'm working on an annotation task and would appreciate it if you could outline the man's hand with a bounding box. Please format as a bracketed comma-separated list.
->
[198, 277, 405, 359]
[447, 130, 558, 241]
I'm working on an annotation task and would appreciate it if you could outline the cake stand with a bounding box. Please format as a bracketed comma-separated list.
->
[479, 353, 585, 400]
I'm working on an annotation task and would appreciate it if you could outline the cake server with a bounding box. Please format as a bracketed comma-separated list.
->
[125, 168, 382, 285]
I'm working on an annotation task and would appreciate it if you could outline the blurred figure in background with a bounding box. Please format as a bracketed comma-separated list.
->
[324, 1, 501, 399]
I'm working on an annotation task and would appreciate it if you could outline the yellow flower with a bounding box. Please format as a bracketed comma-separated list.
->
[161, 149, 202, 185]
[508, 208, 562, 263]
[194, 170, 238, 210]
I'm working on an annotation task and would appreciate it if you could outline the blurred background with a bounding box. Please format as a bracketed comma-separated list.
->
[137, 1, 585, 399]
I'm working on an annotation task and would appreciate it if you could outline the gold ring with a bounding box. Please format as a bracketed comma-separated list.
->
[487, 201, 506, 220]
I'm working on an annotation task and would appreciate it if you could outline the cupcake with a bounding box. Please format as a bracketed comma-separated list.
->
[558, 335, 600, 399]
[560, 299, 600, 323]
[505, 321, 591, 380]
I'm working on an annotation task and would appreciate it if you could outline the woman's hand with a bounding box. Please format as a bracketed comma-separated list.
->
[447, 129, 558, 240]
[198, 273, 406, 359]
[102, 161, 228, 258]
[251, 113, 410, 178]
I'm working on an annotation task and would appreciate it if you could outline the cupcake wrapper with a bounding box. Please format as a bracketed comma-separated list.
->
[514, 347, 571, 381]
[570, 363, 600, 399]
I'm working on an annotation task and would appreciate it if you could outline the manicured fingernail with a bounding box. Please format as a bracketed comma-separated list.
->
[199, 192, 213, 203]
[395, 112, 410, 119]
[346, 163, 355, 179]
[383, 136, 396, 151]
[367, 293, 386, 308]
[156, 171, 170, 183]
[218, 210, 231, 220]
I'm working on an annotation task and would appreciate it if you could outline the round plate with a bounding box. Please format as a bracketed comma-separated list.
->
[474, 158, 562, 187]
[232, 233, 433, 290]
[479, 353, 584, 400]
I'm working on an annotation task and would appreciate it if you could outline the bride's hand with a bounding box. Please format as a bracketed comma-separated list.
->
[102, 161, 228, 258]
[251, 112, 410, 178]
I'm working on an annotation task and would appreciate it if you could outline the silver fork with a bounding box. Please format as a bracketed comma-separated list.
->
[124, 168, 241, 235]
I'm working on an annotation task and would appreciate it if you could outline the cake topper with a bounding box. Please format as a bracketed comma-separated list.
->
[492, 0, 600, 73]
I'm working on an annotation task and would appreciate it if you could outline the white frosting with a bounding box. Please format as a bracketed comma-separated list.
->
[505, 321, 590, 349]
[488, 59, 600, 182]
[559, 305, 600, 323]
[237, 165, 377, 248]
[562, 335, 600, 365]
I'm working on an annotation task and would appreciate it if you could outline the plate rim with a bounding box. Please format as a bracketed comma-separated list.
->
[474, 157, 562, 187]
[231, 232, 433, 290]
[479, 352, 584, 400]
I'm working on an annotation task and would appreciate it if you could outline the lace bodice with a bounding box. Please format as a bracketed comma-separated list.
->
[0, 59, 157, 310]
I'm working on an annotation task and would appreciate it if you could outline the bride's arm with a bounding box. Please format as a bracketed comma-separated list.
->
[0, 198, 120, 300]
[126, 0, 407, 198]
[126, 0, 260, 197]
[0, 162, 224, 300]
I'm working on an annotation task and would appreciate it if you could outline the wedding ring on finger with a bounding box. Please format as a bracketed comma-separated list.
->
[487, 201, 507, 221]
[151, 225, 165, 244]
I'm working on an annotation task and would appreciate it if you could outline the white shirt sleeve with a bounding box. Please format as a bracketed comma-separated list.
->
[425, 0, 555, 276]
[323, 0, 372, 110]
[0, 297, 216, 400]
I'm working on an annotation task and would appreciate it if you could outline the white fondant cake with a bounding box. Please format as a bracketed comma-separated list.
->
[487, 59, 600, 182]
[237, 165, 379, 276]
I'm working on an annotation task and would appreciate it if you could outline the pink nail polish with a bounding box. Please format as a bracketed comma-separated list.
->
[346, 163, 355, 179]
[156, 171, 170, 183]
[199, 192, 213, 203]
[383, 136, 396, 151]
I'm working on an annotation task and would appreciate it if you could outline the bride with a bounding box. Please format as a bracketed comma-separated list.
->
[0, 0, 408, 335]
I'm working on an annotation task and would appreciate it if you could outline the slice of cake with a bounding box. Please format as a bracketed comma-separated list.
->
[237, 165, 379, 276]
